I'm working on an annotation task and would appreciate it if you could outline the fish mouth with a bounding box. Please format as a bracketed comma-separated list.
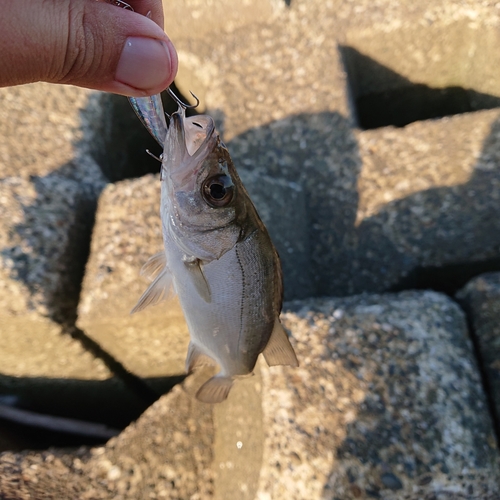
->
[185, 116, 215, 155]
[163, 106, 218, 190]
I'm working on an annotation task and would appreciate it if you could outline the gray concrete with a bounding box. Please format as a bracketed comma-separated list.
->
[0, 83, 142, 446]
[457, 273, 500, 434]
[0, 369, 215, 499]
[2, 291, 499, 498]
[166, 0, 500, 298]
[77, 174, 190, 381]
[1, 0, 500, 498]
[257, 291, 500, 499]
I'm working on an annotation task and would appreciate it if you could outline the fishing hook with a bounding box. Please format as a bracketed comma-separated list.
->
[167, 88, 200, 109]
[146, 150, 162, 162]
[107, 0, 134, 10]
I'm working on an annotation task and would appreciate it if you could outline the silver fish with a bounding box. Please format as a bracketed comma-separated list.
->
[130, 92, 298, 403]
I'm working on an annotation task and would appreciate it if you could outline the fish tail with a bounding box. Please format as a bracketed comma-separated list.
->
[195, 375, 234, 404]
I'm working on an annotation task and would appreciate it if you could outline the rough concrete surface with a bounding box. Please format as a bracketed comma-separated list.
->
[0, 176, 90, 321]
[1, 291, 499, 499]
[257, 291, 500, 500]
[77, 174, 190, 381]
[1, 0, 500, 498]
[0, 175, 120, 421]
[0, 84, 99, 181]
[0, 83, 149, 449]
[347, 109, 500, 294]
[165, 0, 500, 298]
[457, 272, 500, 435]
[0, 370, 215, 500]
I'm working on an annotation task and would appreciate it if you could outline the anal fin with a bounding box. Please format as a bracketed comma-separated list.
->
[196, 376, 233, 404]
[262, 318, 299, 367]
[185, 342, 217, 373]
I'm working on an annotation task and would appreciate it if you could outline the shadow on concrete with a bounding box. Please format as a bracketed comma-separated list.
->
[340, 46, 500, 129]
[2, 80, 500, 455]
[0, 374, 185, 452]
[88, 82, 200, 182]
[354, 116, 500, 296]
[229, 111, 500, 297]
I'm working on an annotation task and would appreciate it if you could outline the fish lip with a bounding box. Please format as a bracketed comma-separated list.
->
[163, 105, 218, 191]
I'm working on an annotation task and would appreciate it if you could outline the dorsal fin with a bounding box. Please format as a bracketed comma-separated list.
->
[262, 319, 299, 367]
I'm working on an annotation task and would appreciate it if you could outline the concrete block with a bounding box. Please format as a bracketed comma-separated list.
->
[3, 290, 499, 498]
[0, 83, 107, 191]
[77, 175, 190, 381]
[239, 171, 312, 299]
[457, 272, 500, 433]
[253, 291, 500, 499]
[349, 109, 500, 294]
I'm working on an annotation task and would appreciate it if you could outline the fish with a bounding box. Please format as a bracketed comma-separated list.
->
[129, 91, 298, 403]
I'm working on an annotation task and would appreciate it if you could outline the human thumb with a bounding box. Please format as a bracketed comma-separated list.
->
[0, 0, 178, 96]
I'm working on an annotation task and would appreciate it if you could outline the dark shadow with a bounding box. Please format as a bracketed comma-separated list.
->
[0, 374, 184, 451]
[228, 110, 362, 298]
[353, 116, 500, 297]
[88, 82, 199, 182]
[340, 46, 500, 129]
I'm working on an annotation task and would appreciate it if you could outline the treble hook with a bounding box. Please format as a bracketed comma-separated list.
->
[107, 0, 134, 10]
[167, 88, 200, 109]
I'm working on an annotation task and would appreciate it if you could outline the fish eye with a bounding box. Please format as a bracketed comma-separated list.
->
[202, 175, 234, 207]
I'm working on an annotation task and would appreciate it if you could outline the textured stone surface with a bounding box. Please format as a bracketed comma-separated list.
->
[342, 14, 500, 105]
[255, 291, 499, 499]
[346, 109, 500, 295]
[0, 176, 90, 321]
[2, 291, 499, 498]
[457, 272, 500, 434]
[165, 0, 500, 298]
[0, 176, 116, 399]
[77, 174, 189, 380]
[0, 370, 215, 499]
[0, 83, 137, 444]
[0, 83, 107, 190]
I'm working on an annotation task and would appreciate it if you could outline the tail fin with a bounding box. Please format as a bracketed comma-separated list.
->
[196, 375, 233, 404]
[262, 318, 299, 367]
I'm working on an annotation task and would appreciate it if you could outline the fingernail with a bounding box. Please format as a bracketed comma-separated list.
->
[116, 37, 173, 91]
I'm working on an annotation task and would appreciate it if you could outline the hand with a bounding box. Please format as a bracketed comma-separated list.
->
[0, 0, 178, 96]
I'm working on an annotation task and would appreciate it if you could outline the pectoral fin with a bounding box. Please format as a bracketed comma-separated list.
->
[140, 252, 167, 281]
[131, 267, 173, 314]
[196, 375, 233, 404]
[184, 259, 211, 303]
[185, 342, 217, 373]
[262, 319, 299, 367]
